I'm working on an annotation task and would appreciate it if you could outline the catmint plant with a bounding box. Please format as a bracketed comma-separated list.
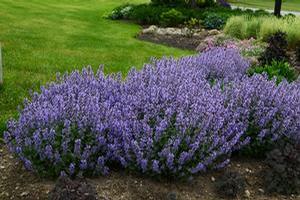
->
[4, 48, 300, 178]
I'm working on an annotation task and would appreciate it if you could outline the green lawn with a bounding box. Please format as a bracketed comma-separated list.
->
[0, 0, 191, 133]
[229, 0, 300, 12]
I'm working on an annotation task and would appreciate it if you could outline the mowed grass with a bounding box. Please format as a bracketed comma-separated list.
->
[0, 0, 191, 133]
[229, 0, 300, 12]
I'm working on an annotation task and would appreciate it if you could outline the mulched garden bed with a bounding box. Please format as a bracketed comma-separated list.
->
[1, 143, 299, 200]
[137, 31, 300, 74]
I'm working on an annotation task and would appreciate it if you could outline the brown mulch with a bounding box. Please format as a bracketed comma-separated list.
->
[1, 143, 299, 200]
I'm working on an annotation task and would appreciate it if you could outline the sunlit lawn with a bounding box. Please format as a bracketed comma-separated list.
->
[0, 0, 192, 133]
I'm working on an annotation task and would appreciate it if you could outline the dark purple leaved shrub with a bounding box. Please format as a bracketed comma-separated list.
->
[4, 48, 300, 178]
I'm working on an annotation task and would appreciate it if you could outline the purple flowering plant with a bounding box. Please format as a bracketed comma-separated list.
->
[4, 48, 300, 178]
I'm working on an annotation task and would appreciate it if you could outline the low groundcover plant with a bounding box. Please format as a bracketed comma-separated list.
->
[4, 48, 300, 178]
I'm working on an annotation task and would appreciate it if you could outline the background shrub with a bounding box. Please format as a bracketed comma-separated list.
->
[151, 0, 184, 6]
[160, 9, 185, 27]
[109, 3, 270, 28]
[248, 61, 298, 83]
[108, 4, 134, 20]
[128, 4, 167, 25]
[151, 0, 215, 7]
[264, 139, 300, 194]
[258, 31, 289, 65]
[203, 13, 228, 30]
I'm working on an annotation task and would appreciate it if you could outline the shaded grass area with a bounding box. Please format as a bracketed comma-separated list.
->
[229, 0, 300, 12]
[0, 0, 191, 134]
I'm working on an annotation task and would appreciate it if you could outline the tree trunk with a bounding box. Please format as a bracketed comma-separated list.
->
[217, 0, 231, 8]
[189, 0, 197, 8]
[274, 0, 282, 17]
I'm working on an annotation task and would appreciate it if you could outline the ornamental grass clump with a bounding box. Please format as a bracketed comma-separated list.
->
[224, 15, 300, 48]
[4, 48, 300, 178]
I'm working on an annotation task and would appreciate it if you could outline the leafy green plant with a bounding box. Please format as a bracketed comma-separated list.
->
[151, 0, 215, 7]
[129, 4, 168, 25]
[151, 0, 185, 6]
[110, 3, 270, 28]
[184, 17, 201, 28]
[203, 13, 228, 30]
[108, 4, 134, 20]
[264, 139, 300, 195]
[184, 18, 202, 37]
[248, 61, 297, 83]
[160, 9, 185, 27]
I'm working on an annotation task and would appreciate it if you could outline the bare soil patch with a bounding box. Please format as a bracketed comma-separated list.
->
[1, 143, 299, 200]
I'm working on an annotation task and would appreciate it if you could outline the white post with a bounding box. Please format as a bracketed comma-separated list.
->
[0, 43, 2, 85]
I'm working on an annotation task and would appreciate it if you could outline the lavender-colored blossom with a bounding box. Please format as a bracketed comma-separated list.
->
[79, 160, 88, 170]
[69, 163, 75, 175]
[4, 48, 299, 178]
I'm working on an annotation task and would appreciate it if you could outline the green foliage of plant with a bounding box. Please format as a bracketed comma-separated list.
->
[248, 61, 298, 83]
[129, 4, 168, 25]
[151, 0, 215, 7]
[110, 3, 270, 28]
[184, 18, 202, 37]
[160, 9, 186, 27]
[203, 13, 228, 30]
[184, 17, 201, 28]
[151, 0, 185, 6]
[238, 122, 274, 157]
[224, 15, 300, 48]
[223, 16, 244, 38]
[108, 4, 134, 20]
[243, 16, 261, 38]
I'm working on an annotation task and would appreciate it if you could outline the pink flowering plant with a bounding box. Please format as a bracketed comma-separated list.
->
[201, 35, 266, 59]
[4, 48, 300, 178]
